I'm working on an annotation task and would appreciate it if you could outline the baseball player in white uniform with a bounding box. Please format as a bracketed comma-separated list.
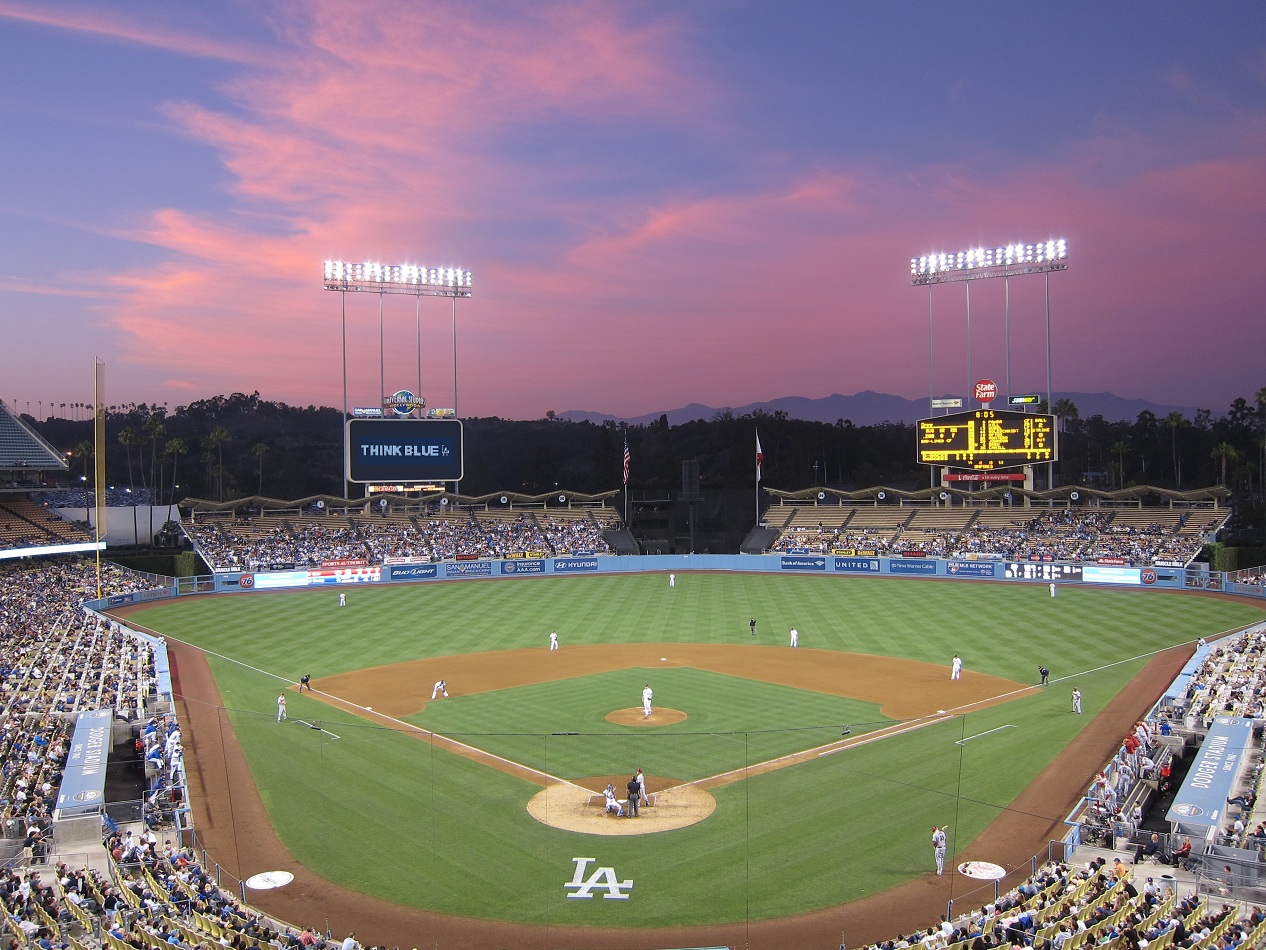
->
[432, 679, 449, 699]
[642, 684, 653, 718]
[603, 784, 624, 816]
[1049, 582, 1056, 598]
[276, 694, 287, 722]
[932, 825, 947, 875]
[338, 592, 346, 607]
[951, 654, 962, 680]
[789, 627, 799, 648]
[669, 573, 675, 587]
[549, 631, 558, 651]
[636, 768, 648, 805]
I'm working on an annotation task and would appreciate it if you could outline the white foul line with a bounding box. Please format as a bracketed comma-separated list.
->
[294, 719, 341, 739]
[954, 724, 1016, 745]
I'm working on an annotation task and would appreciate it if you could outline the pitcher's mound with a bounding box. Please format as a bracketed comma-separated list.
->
[526, 779, 714, 835]
[605, 707, 687, 726]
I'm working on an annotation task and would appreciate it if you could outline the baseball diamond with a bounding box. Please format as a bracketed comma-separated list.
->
[120, 570, 1264, 949]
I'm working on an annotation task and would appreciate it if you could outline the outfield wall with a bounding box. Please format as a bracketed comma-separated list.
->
[89, 554, 1258, 614]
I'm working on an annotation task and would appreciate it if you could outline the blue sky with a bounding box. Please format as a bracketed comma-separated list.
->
[2, 1, 1264, 420]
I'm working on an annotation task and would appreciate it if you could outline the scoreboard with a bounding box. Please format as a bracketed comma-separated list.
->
[346, 418, 464, 484]
[916, 409, 1057, 472]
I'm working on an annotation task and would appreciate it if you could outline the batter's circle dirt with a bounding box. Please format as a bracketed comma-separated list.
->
[526, 775, 714, 835]
[142, 617, 1232, 950]
[605, 706, 687, 725]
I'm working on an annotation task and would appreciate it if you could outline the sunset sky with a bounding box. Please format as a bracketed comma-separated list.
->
[2, 1, 1264, 421]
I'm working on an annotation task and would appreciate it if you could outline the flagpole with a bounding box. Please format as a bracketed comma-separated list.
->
[755, 429, 763, 527]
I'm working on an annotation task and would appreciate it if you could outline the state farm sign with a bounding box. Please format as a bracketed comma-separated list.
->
[974, 379, 998, 403]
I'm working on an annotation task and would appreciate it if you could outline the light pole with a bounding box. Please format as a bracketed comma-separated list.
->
[323, 261, 473, 499]
[910, 240, 1068, 491]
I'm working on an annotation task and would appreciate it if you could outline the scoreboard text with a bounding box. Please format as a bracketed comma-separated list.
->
[916, 409, 1057, 472]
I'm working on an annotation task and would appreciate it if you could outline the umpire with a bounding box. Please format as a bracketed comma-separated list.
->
[625, 775, 641, 817]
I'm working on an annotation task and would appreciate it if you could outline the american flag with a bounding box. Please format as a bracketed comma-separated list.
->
[756, 431, 764, 482]
[623, 437, 631, 485]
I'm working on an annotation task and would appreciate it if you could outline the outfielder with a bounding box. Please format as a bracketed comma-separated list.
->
[642, 684, 653, 718]
[338, 592, 346, 607]
[432, 679, 449, 700]
[932, 825, 947, 875]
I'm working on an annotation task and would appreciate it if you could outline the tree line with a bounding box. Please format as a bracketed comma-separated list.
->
[27, 388, 1266, 541]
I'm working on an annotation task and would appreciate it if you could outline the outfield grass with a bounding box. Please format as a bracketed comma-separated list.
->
[133, 573, 1264, 926]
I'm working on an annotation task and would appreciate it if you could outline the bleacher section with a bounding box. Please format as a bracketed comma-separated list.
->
[182, 502, 619, 571]
[766, 503, 1222, 566]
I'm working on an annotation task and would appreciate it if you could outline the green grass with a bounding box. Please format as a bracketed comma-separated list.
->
[132, 573, 1264, 926]
[412, 666, 890, 781]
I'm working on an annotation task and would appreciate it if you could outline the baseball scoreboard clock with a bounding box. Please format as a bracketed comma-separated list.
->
[916, 409, 1057, 472]
[345, 419, 464, 484]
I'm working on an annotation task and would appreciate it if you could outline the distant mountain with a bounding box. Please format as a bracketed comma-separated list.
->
[559, 391, 1201, 428]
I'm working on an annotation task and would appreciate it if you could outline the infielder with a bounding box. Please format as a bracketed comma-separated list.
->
[932, 825, 947, 875]
[432, 679, 449, 699]
[549, 631, 558, 651]
[951, 654, 962, 680]
[276, 694, 287, 722]
[642, 684, 653, 718]
[1071, 687, 1082, 714]
[636, 767, 648, 805]
[789, 627, 799, 648]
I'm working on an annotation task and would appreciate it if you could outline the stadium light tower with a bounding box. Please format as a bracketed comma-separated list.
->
[322, 261, 474, 498]
[910, 239, 1068, 489]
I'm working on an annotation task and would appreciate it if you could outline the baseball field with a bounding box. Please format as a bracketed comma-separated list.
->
[122, 572, 1264, 948]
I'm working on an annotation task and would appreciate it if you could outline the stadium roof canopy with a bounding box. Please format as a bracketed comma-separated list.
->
[0, 400, 68, 475]
[763, 483, 1230, 507]
[179, 488, 620, 514]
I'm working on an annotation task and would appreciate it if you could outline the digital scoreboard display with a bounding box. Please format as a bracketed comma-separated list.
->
[346, 419, 464, 484]
[916, 409, 1057, 472]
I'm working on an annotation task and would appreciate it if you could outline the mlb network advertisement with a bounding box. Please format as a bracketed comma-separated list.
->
[345, 419, 464, 483]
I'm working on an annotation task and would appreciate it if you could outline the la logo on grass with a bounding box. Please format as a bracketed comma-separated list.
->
[564, 858, 633, 900]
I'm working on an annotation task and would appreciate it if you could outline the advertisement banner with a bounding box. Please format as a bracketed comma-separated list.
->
[446, 561, 493, 577]
[1083, 565, 1142, 586]
[833, 557, 881, 573]
[780, 555, 826, 571]
[253, 570, 312, 589]
[946, 561, 996, 578]
[553, 557, 599, 573]
[388, 563, 438, 581]
[889, 559, 937, 575]
[500, 559, 546, 575]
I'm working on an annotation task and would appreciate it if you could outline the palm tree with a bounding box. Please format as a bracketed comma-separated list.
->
[1164, 412, 1187, 489]
[1256, 386, 1266, 498]
[1110, 441, 1128, 489]
[251, 442, 270, 495]
[73, 439, 93, 489]
[1211, 442, 1239, 487]
[163, 438, 188, 505]
[142, 414, 166, 542]
[206, 426, 231, 500]
[118, 425, 144, 541]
